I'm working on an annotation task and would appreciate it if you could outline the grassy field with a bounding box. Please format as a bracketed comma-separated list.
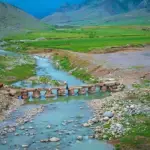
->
[0, 55, 35, 84]
[116, 114, 150, 150]
[115, 80, 150, 150]
[2, 26, 150, 53]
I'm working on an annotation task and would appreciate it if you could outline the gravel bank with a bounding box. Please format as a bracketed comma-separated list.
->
[87, 88, 150, 140]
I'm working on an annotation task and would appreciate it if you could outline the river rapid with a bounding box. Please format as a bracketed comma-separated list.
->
[0, 50, 114, 150]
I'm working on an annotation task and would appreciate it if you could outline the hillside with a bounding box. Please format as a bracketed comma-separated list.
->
[42, 0, 150, 25]
[0, 2, 49, 39]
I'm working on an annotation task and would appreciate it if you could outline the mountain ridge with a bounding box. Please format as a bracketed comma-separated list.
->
[0, 2, 48, 39]
[42, 0, 150, 25]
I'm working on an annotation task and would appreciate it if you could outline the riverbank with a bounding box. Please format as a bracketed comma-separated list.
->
[0, 50, 36, 120]
[38, 49, 150, 150]
[88, 85, 150, 150]
[0, 85, 24, 120]
[0, 53, 36, 84]
[47, 47, 150, 87]
[0, 47, 149, 150]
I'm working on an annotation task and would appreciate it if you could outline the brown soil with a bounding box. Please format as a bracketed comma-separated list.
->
[89, 45, 146, 54]
[35, 46, 150, 88]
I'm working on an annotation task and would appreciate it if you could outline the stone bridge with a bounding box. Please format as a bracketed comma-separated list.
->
[19, 81, 125, 100]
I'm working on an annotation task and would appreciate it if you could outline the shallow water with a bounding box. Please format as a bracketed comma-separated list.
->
[0, 51, 114, 150]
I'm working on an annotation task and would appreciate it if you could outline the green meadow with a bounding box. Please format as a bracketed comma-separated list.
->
[3, 26, 150, 53]
[0, 56, 35, 84]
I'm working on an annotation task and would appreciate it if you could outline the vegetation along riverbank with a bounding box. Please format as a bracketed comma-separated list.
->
[0, 25, 150, 150]
[0, 55, 36, 84]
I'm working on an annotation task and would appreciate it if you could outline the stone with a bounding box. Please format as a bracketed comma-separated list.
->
[29, 126, 33, 129]
[104, 81, 116, 86]
[103, 117, 109, 121]
[91, 118, 98, 123]
[40, 139, 49, 143]
[14, 133, 19, 136]
[78, 88, 86, 95]
[47, 125, 51, 129]
[1, 140, 7, 145]
[57, 88, 66, 96]
[49, 137, 60, 142]
[32, 89, 41, 98]
[103, 111, 114, 118]
[101, 86, 108, 92]
[130, 105, 135, 109]
[83, 123, 91, 127]
[77, 136, 83, 141]
[110, 123, 124, 134]
[9, 89, 17, 96]
[22, 145, 28, 148]
[94, 134, 99, 139]
[88, 86, 96, 94]
[0, 83, 3, 88]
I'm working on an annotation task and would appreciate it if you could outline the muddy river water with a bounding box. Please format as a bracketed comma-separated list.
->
[0, 50, 114, 150]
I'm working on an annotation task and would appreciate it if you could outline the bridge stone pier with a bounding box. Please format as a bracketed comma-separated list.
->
[57, 88, 66, 96]
[18, 80, 125, 100]
[45, 89, 55, 98]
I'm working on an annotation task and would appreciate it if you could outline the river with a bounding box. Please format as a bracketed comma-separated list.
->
[0, 50, 114, 150]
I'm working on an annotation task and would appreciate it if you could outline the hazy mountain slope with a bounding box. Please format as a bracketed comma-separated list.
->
[0, 2, 48, 38]
[42, 0, 150, 25]
[89, 9, 150, 25]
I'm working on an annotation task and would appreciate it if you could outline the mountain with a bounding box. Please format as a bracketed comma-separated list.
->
[0, 2, 48, 38]
[42, 0, 150, 25]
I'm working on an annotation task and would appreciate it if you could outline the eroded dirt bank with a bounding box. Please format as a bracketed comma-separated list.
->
[38, 46, 150, 87]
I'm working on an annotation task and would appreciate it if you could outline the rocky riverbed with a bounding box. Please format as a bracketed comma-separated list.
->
[0, 85, 23, 121]
[87, 88, 150, 141]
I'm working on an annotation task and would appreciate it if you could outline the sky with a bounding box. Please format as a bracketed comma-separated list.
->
[0, 0, 84, 18]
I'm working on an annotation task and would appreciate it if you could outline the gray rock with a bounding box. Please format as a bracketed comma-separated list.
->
[14, 133, 19, 136]
[22, 144, 28, 148]
[46, 125, 51, 129]
[77, 136, 83, 141]
[83, 123, 91, 127]
[103, 117, 109, 121]
[130, 105, 135, 109]
[9, 89, 17, 96]
[103, 111, 114, 118]
[1, 140, 7, 145]
[49, 137, 60, 142]
[110, 123, 124, 134]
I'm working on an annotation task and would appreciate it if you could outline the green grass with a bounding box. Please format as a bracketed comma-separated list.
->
[3, 26, 150, 53]
[116, 115, 150, 150]
[3, 30, 88, 41]
[22, 36, 150, 52]
[53, 55, 97, 83]
[30, 76, 61, 86]
[132, 80, 150, 89]
[0, 56, 35, 84]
